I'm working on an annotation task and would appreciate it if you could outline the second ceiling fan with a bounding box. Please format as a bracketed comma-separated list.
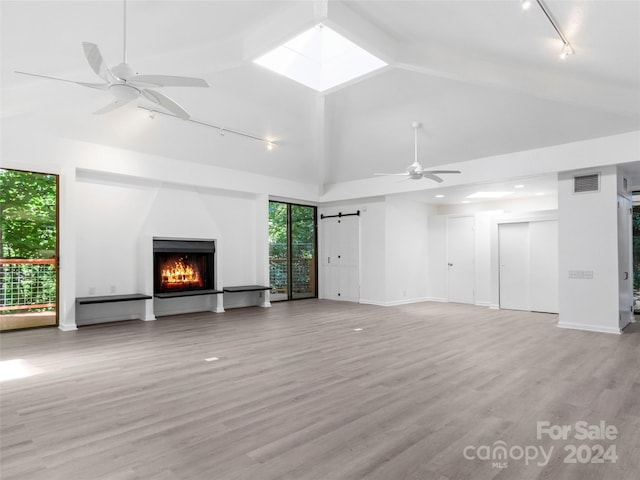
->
[375, 122, 461, 182]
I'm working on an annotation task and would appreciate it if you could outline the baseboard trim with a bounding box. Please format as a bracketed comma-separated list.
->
[359, 298, 431, 307]
[557, 322, 621, 335]
[358, 299, 387, 307]
[475, 301, 493, 308]
[426, 297, 448, 303]
[385, 297, 431, 307]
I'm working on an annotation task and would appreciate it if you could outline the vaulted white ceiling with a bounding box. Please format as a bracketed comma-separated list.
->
[2, 1, 639, 195]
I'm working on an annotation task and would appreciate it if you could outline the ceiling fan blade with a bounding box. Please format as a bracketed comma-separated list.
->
[83, 42, 115, 82]
[422, 173, 444, 183]
[423, 170, 461, 174]
[93, 99, 133, 115]
[15, 71, 109, 90]
[131, 74, 209, 88]
[374, 173, 409, 176]
[141, 89, 190, 119]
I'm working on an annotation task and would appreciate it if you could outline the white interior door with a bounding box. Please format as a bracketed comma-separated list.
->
[529, 220, 559, 313]
[447, 216, 475, 304]
[618, 195, 633, 329]
[320, 216, 359, 302]
[499, 222, 530, 311]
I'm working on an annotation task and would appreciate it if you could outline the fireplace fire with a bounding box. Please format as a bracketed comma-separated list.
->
[159, 255, 204, 290]
[153, 239, 215, 294]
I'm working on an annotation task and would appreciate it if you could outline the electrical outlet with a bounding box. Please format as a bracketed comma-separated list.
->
[110, 285, 116, 293]
[568, 270, 594, 280]
[89, 287, 96, 295]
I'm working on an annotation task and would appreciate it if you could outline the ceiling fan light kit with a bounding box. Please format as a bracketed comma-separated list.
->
[374, 122, 461, 183]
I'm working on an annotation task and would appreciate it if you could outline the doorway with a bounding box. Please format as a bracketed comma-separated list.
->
[447, 216, 475, 304]
[1, 169, 58, 330]
[268, 201, 317, 301]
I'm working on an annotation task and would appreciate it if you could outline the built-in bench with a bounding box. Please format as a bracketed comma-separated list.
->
[76, 293, 153, 326]
[76, 286, 271, 325]
[76, 293, 152, 305]
[223, 285, 271, 309]
[222, 285, 271, 293]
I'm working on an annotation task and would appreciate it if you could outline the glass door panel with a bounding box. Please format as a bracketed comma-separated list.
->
[291, 204, 316, 299]
[269, 201, 289, 301]
[0, 169, 58, 330]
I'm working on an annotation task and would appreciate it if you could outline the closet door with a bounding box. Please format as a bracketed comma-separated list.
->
[499, 222, 530, 311]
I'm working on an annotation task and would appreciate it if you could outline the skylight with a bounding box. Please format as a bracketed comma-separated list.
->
[253, 24, 387, 92]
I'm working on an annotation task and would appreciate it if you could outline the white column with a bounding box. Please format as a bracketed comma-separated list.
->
[557, 167, 620, 334]
[255, 194, 271, 307]
[58, 165, 77, 331]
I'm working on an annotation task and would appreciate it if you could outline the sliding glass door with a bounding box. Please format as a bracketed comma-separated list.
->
[269, 201, 317, 301]
[0, 169, 58, 330]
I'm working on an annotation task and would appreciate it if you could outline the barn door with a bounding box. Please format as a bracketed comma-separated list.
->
[320, 215, 359, 302]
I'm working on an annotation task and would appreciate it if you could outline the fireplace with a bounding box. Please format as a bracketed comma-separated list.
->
[153, 239, 215, 295]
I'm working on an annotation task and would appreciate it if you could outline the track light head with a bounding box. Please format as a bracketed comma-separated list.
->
[559, 43, 574, 61]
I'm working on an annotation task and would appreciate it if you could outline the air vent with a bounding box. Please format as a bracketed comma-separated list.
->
[574, 174, 599, 193]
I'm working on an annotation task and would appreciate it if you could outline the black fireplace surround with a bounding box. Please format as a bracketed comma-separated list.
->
[153, 239, 215, 295]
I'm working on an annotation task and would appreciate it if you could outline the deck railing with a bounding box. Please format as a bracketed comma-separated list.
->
[269, 257, 316, 295]
[0, 259, 57, 313]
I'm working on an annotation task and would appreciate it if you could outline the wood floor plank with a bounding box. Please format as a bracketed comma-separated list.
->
[1, 300, 638, 479]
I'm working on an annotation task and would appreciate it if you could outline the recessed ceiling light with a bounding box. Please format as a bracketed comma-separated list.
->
[514, 184, 525, 189]
[536, 192, 545, 196]
[521, 0, 532, 10]
[461, 200, 470, 204]
[466, 191, 514, 199]
[435, 194, 444, 198]
[253, 24, 387, 92]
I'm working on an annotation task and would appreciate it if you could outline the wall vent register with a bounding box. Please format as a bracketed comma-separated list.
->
[574, 174, 599, 193]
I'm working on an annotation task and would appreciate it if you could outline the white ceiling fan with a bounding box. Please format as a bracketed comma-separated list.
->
[375, 122, 461, 183]
[15, 0, 209, 119]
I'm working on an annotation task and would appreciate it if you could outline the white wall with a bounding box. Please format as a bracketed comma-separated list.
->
[384, 196, 431, 305]
[74, 171, 263, 324]
[320, 195, 434, 306]
[558, 166, 620, 334]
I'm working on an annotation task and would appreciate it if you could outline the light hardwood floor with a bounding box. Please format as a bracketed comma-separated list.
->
[1, 300, 638, 480]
